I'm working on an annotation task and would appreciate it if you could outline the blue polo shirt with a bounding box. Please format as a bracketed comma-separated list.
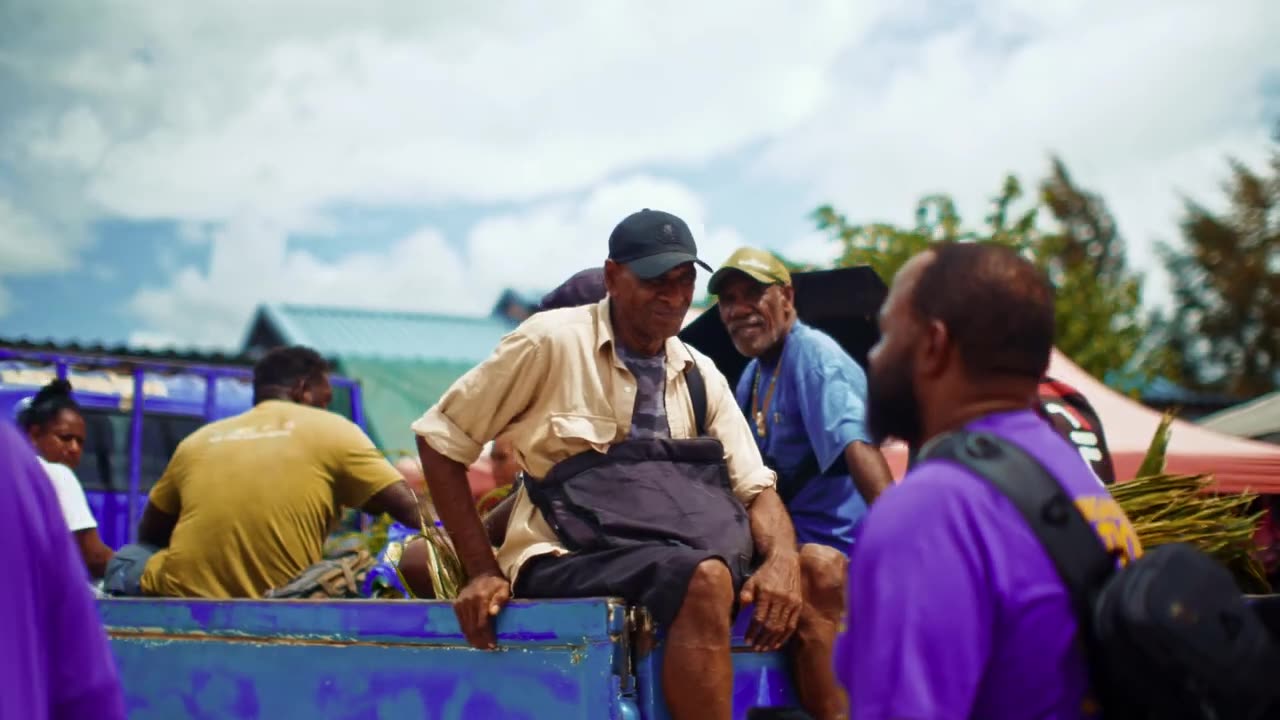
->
[734, 321, 871, 552]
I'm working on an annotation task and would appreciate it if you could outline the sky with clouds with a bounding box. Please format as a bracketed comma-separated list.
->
[1, 0, 1277, 351]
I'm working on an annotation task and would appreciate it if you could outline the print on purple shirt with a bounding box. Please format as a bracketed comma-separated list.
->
[835, 410, 1142, 720]
[0, 423, 127, 720]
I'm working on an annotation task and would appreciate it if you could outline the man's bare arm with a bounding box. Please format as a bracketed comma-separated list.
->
[361, 481, 431, 530]
[137, 502, 177, 548]
[740, 487, 802, 651]
[416, 436, 502, 579]
[845, 440, 894, 505]
[417, 436, 510, 649]
[747, 487, 798, 560]
[483, 492, 518, 548]
[74, 529, 115, 579]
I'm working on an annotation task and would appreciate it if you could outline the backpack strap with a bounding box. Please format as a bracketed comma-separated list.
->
[918, 431, 1121, 709]
[681, 344, 708, 437]
[917, 431, 1115, 624]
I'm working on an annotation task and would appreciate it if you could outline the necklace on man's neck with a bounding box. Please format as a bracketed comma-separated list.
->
[750, 355, 782, 438]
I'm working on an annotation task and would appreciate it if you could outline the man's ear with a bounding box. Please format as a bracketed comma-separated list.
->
[917, 319, 951, 379]
[603, 260, 620, 295]
[288, 378, 310, 405]
[779, 284, 796, 306]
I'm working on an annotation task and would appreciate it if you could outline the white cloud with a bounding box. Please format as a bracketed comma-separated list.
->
[759, 0, 1280, 304]
[0, 195, 82, 317]
[9, 0, 870, 339]
[127, 217, 471, 348]
[26, 105, 109, 172]
[4, 0, 1278, 346]
[126, 175, 746, 347]
[780, 230, 844, 269]
[0, 196, 72, 275]
[466, 175, 745, 303]
[2, 1, 877, 223]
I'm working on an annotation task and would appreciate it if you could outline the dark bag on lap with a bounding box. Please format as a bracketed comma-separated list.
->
[524, 436, 754, 580]
[523, 361, 754, 580]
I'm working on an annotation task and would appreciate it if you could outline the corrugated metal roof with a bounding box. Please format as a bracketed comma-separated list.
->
[1103, 370, 1239, 407]
[255, 304, 515, 363]
[336, 356, 476, 455]
[0, 336, 257, 368]
[1199, 391, 1280, 441]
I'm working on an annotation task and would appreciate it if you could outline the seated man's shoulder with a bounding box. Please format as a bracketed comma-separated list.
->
[182, 414, 237, 443]
[514, 303, 598, 348]
[682, 342, 733, 385]
[681, 340, 713, 367]
[794, 324, 862, 374]
[284, 404, 370, 440]
[201, 403, 363, 444]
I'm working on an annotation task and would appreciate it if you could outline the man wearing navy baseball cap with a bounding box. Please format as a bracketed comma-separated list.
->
[415, 208, 800, 720]
[608, 208, 714, 278]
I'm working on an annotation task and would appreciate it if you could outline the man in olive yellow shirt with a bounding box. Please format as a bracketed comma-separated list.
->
[414, 209, 803, 720]
[103, 346, 426, 599]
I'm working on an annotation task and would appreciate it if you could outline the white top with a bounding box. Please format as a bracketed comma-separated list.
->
[37, 457, 98, 533]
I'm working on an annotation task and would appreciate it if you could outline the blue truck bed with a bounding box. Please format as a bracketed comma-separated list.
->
[99, 596, 798, 720]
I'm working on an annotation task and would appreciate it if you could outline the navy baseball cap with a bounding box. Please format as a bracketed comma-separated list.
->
[608, 209, 712, 280]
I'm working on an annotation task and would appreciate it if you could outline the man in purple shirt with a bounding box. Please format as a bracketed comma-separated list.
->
[836, 243, 1142, 719]
[1, 422, 126, 720]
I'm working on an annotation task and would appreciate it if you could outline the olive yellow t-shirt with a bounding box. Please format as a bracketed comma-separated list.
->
[140, 400, 403, 598]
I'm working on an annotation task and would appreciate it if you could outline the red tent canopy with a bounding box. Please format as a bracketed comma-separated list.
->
[393, 455, 499, 502]
[880, 350, 1280, 494]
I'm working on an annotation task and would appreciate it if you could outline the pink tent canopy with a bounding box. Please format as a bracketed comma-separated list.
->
[394, 454, 499, 501]
[880, 350, 1280, 494]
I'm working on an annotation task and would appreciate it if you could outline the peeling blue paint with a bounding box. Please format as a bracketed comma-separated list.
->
[100, 597, 796, 719]
[633, 607, 800, 719]
[100, 597, 605, 644]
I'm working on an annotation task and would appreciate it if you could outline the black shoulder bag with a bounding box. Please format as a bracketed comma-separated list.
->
[919, 430, 1279, 720]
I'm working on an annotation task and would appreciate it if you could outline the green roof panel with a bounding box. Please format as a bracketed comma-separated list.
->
[263, 304, 514, 363]
[337, 356, 476, 456]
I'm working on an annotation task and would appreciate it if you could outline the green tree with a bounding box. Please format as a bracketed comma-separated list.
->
[812, 158, 1164, 382]
[812, 176, 1036, 285]
[1037, 158, 1168, 381]
[1157, 132, 1280, 396]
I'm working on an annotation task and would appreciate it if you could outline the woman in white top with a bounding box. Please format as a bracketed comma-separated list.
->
[17, 379, 114, 579]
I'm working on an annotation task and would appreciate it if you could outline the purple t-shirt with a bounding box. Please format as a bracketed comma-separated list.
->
[0, 424, 126, 720]
[835, 409, 1142, 720]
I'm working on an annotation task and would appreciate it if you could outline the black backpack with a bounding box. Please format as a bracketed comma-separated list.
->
[919, 430, 1279, 720]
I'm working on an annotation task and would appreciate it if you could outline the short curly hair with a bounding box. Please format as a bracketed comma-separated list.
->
[252, 346, 329, 404]
[911, 242, 1055, 381]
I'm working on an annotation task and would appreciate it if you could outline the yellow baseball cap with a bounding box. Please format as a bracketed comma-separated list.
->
[707, 247, 792, 295]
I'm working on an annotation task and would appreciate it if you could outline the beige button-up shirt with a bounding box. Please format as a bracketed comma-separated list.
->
[411, 297, 777, 585]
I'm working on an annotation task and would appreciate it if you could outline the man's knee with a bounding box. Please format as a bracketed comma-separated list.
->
[800, 544, 847, 615]
[678, 559, 735, 627]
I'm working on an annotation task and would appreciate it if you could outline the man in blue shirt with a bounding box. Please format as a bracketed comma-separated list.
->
[710, 247, 893, 720]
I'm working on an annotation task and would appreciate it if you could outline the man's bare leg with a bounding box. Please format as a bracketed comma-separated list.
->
[663, 559, 735, 720]
[791, 544, 850, 720]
